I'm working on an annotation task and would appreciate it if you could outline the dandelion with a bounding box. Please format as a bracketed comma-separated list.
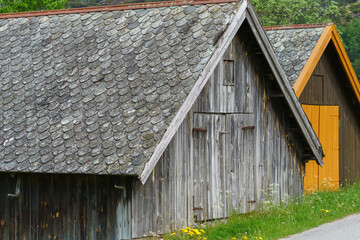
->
[171, 232, 176, 236]
[325, 210, 329, 213]
[244, 236, 248, 240]
[259, 237, 263, 240]
[200, 229, 205, 233]
[232, 238, 236, 240]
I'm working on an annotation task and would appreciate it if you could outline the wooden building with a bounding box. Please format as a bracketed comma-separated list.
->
[266, 23, 360, 190]
[0, 0, 323, 239]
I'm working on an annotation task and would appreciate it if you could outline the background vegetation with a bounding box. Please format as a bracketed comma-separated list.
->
[251, 0, 360, 81]
[0, 0, 67, 13]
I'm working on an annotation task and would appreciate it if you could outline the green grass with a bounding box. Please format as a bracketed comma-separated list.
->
[165, 182, 360, 240]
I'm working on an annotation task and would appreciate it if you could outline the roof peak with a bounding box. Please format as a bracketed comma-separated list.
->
[264, 23, 333, 31]
[0, 0, 236, 19]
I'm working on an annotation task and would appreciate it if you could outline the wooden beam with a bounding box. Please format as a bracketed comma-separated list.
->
[293, 25, 332, 97]
[193, 128, 207, 132]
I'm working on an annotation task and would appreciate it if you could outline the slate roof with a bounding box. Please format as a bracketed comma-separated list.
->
[0, 0, 238, 175]
[265, 25, 326, 86]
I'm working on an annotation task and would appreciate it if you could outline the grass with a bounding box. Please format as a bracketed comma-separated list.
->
[165, 182, 360, 240]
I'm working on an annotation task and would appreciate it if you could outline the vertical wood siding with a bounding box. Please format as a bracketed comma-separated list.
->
[132, 25, 306, 238]
[132, 114, 191, 238]
[0, 173, 132, 240]
[299, 43, 360, 184]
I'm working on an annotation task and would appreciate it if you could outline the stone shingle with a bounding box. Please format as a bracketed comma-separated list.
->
[265, 27, 325, 86]
[0, 2, 238, 176]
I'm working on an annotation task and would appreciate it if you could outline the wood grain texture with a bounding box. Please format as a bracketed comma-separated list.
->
[0, 173, 132, 240]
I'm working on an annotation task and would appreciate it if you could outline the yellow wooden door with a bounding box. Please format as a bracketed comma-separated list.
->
[303, 105, 339, 192]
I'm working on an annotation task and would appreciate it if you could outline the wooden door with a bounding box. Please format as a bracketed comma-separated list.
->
[192, 113, 226, 221]
[303, 105, 339, 192]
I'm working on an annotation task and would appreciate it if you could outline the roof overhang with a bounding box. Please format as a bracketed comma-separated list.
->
[288, 23, 360, 104]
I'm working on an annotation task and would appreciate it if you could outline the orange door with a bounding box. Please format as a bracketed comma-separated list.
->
[303, 105, 339, 192]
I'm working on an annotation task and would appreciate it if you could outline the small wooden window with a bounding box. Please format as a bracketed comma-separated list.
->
[312, 74, 324, 102]
[223, 59, 235, 86]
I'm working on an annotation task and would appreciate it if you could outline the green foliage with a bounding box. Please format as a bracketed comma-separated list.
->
[167, 183, 360, 240]
[339, 19, 360, 79]
[251, 0, 340, 26]
[0, 0, 67, 13]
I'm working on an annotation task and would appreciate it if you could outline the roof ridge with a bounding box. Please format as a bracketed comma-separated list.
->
[0, 0, 236, 19]
[264, 23, 333, 31]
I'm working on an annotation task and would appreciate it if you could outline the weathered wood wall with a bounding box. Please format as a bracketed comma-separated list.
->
[132, 24, 306, 238]
[0, 173, 132, 240]
[299, 42, 360, 185]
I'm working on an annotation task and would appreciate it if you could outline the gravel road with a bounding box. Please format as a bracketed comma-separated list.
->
[278, 213, 360, 240]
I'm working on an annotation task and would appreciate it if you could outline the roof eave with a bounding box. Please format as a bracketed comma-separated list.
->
[0, 0, 237, 19]
[246, 3, 324, 166]
[293, 23, 360, 105]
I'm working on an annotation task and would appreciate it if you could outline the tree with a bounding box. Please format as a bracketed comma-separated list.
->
[0, 0, 67, 13]
[251, 0, 340, 26]
[339, 19, 360, 80]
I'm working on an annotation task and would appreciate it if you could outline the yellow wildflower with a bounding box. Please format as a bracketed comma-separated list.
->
[171, 232, 176, 236]
[232, 238, 236, 240]
[259, 237, 263, 240]
[244, 236, 248, 240]
[200, 229, 205, 233]
[325, 210, 329, 213]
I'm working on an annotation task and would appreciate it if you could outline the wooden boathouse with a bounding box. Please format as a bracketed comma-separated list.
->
[266, 23, 360, 190]
[0, 0, 323, 239]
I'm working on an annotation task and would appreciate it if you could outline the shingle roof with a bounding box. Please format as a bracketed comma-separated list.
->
[0, 0, 238, 175]
[265, 25, 327, 86]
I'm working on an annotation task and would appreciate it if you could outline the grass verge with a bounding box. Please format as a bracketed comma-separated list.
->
[165, 182, 360, 240]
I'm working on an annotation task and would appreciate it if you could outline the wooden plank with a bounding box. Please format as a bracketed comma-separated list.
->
[293, 26, 332, 97]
